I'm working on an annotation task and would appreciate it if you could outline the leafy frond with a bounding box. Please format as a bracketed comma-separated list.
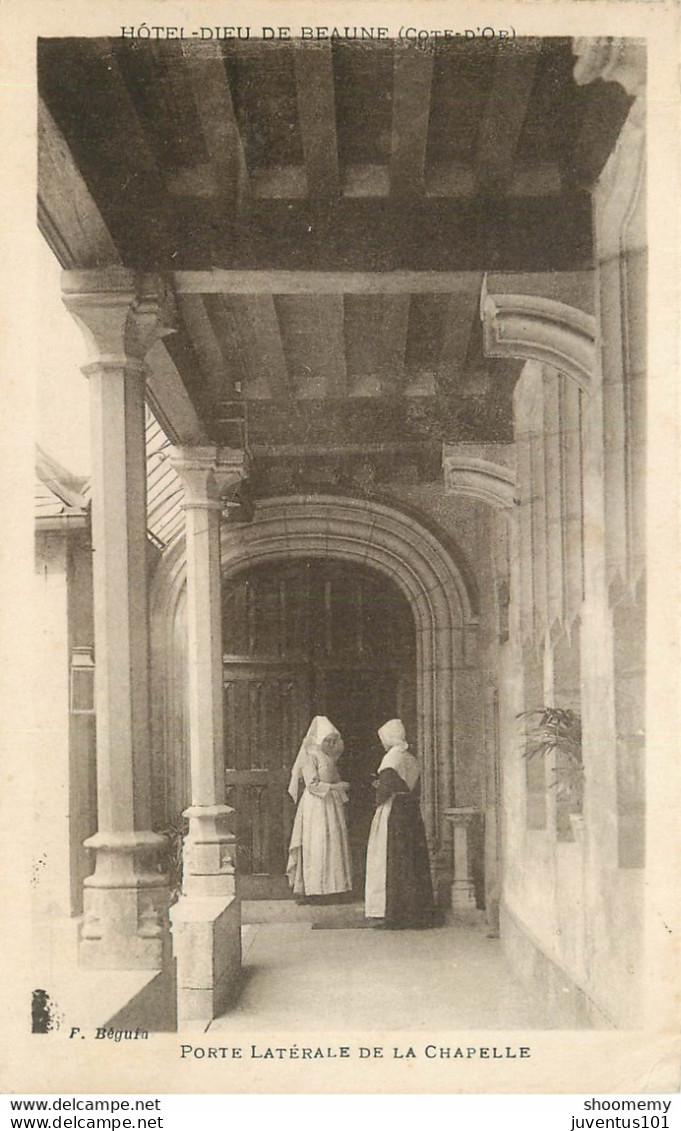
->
[517, 706, 584, 773]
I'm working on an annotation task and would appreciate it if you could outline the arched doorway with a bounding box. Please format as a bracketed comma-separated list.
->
[222, 558, 416, 898]
[150, 493, 481, 904]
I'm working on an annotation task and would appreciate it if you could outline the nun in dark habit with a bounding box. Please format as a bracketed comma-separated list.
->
[364, 718, 441, 929]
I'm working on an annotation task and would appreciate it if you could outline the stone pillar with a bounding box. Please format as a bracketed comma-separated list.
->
[62, 268, 170, 970]
[573, 38, 648, 1026]
[574, 38, 646, 600]
[444, 807, 480, 911]
[573, 43, 647, 869]
[169, 447, 249, 1024]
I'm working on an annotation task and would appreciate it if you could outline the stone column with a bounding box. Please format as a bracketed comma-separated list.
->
[62, 268, 170, 970]
[574, 38, 646, 600]
[444, 807, 480, 912]
[169, 447, 249, 1024]
[573, 38, 648, 1026]
[573, 42, 647, 872]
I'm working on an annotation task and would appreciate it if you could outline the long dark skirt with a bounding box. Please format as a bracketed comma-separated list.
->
[384, 792, 439, 928]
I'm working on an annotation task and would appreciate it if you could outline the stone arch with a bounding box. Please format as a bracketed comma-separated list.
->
[150, 494, 480, 850]
[480, 279, 596, 393]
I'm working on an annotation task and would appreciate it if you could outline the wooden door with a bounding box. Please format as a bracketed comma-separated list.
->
[223, 661, 310, 898]
[222, 559, 416, 898]
[320, 668, 401, 889]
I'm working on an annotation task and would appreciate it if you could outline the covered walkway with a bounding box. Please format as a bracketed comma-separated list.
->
[31, 36, 668, 1042]
[209, 910, 553, 1032]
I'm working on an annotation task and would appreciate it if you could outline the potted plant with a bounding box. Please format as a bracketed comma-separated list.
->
[156, 813, 189, 905]
[518, 706, 584, 811]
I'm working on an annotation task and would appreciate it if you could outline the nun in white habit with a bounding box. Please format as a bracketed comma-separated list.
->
[364, 719, 439, 928]
[286, 716, 353, 899]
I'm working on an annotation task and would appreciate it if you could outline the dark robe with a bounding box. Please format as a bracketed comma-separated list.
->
[374, 767, 440, 929]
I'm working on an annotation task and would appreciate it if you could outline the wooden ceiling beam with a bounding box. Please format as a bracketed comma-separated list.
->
[167, 192, 593, 272]
[285, 295, 347, 399]
[248, 441, 434, 457]
[80, 40, 164, 184]
[385, 294, 412, 396]
[341, 160, 562, 199]
[38, 99, 121, 269]
[39, 39, 170, 263]
[426, 162, 476, 198]
[202, 294, 250, 399]
[181, 43, 250, 212]
[293, 43, 340, 201]
[175, 270, 484, 295]
[177, 293, 233, 399]
[251, 166, 308, 199]
[321, 295, 348, 399]
[390, 47, 434, 199]
[347, 294, 411, 398]
[145, 338, 209, 446]
[343, 164, 390, 198]
[475, 42, 542, 197]
[235, 295, 291, 400]
[437, 273, 485, 387]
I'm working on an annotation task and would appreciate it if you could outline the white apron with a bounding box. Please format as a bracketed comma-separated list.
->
[364, 796, 396, 917]
[364, 745, 420, 918]
[286, 750, 352, 896]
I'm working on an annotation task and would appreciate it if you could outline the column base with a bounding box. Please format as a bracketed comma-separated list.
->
[444, 807, 482, 915]
[450, 881, 478, 910]
[80, 831, 171, 970]
[182, 805, 237, 898]
[171, 895, 242, 1026]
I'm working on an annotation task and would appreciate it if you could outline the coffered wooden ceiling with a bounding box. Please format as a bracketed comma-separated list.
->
[38, 38, 631, 455]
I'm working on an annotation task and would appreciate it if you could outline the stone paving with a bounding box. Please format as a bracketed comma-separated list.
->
[208, 910, 554, 1032]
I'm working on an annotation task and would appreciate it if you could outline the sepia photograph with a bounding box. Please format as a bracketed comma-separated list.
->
[1, 0, 680, 1096]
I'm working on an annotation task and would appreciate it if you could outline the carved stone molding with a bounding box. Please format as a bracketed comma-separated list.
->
[62, 268, 168, 369]
[442, 445, 517, 510]
[151, 494, 481, 852]
[481, 281, 596, 393]
[170, 445, 250, 510]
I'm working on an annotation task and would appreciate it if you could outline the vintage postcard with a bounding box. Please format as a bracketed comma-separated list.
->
[0, 0, 679, 1097]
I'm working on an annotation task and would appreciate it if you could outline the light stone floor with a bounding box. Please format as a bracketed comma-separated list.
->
[208, 907, 554, 1032]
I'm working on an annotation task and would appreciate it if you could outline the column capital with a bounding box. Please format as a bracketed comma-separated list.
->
[572, 37, 646, 99]
[481, 282, 596, 394]
[61, 268, 170, 368]
[170, 445, 250, 509]
[444, 806, 482, 828]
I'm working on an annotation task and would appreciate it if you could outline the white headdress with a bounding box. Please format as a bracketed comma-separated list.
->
[287, 715, 340, 802]
[377, 718, 420, 791]
[378, 718, 408, 753]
